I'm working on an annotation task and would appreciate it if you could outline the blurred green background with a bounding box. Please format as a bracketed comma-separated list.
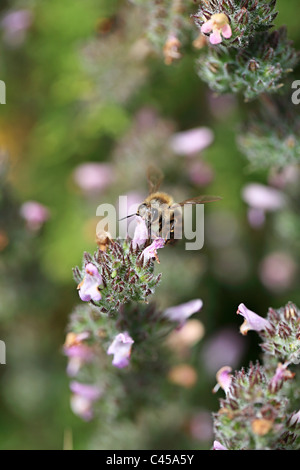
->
[0, 0, 299, 449]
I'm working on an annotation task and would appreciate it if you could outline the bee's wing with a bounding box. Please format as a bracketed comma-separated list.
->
[177, 195, 222, 206]
[147, 165, 164, 194]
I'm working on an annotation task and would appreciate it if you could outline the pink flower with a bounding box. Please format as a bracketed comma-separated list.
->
[1, 10, 33, 47]
[70, 381, 102, 421]
[141, 238, 165, 264]
[132, 216, 148, 249]
[269, 363, 295, 393]
[20, 201, 50, 231]
[242, 183, 286, 212]
[107, 332, 134, 369]
[213, 366, 232, 394]
[201, 13, 232, 45]
[77, 263, 102, 302]
[169, 127, 214, 156]
[259, 252, 297, 292]
[163, 299, 203, 327]
[213, 440, 228, 450]
[201, 327, 246, 375]
[64, 344, 94, 377]
[237, 303, 271, 336]
[73, 163, 115, 194]
[187, 160, 214, 187]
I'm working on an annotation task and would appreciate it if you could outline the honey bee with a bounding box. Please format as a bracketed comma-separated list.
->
[135, 166, 221, 243]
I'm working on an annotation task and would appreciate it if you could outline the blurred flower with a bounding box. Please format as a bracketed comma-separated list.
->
[141, 238, 165, 264]
[166, 319, 205, 357]
[213, 366, 232, 394]
[268, 165, 300, 190]
[242, 183, 286, 212]
[189, 411, 213, 442]
[107, 332, 134, 369]
[237, 303, 271, 336]
[201, 13, 232, 45]
[213, 440, 228, 450]
[259, 252, 297, 292]
[70, 381, 102, 421]
[201, 327, 245, 375]
[73, 163, 115, 194]
[64, 344, 94, 377]
[64, 332, 90, 348]
[269, 363, 295, 393]
[20, 201, 50, 231]
[168, 364, 197, 388]
[169, 127, 214, 156]
[1, 9, 33, 47]
[187, 160, 214, 187]
[163, 299, 203, 328]
[77, 263, 102, 302]
[193, 33, 207, 50]
[247, 207, 266, 229]
[132, 216, 148, 249]
[163, 35, 181, 65]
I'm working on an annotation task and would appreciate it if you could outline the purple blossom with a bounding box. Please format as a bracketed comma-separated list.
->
[237, 303, 271, 336]
[163, 299, 203, 327]
[20, 201, 50, 231]
[213, 440, 228, 450]
[187, 160, 214, 187]
[1, 10, 33, 47]
[70, 381, 102, 421]
[73, 163, 115, 194]
[132, 216, 148, 249]
[213, 366, 232, 394]
[169, 127, 214, 156]
[141, 238, 165, 263]
[64, 344, 94, 377]
[289, 410, 300, 426]
[269, 363, 295, 393]
[259, 252, 297, 292]
[77, 263, 102, 302]
[107, 332, 134, 368]
[242, 183, 286, 212]
[201, 327, 246, 375]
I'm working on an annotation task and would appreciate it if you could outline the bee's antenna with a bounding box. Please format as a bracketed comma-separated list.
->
[118, 213, 136, 222]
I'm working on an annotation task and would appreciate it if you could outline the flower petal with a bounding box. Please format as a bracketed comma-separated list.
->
[107, 332, 134, 369]
[210, 29, 222, 45]
[221, 23, 232, 39]
[201, 19, 213, 34]
[164, 299, 203, 326]
[237, 303, 271, 335]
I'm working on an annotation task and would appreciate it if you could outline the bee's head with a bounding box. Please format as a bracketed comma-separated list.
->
[137, 203, 148, 218]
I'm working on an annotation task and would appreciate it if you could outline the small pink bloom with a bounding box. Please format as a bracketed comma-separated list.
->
[20, 201, 50, 231]
[187, 160, 214, 187]
[237, 303, 271, 336]
[289, 410, 300, 426]
[269, 363, 295, 393]
[242, 183, 286, 212]
[78, 263, 102, 302]
[259, 252, 297, 292]
[1, 10, 33, 47]
[169, 127, 214, 156]
[164, 299, 203, 327]
[70, 381, 102, 421]
[64, 344, 94, 377]
[201, 13, 232, 45]
[213, 366, 233, 394]
[142, 238, 165, 263]
[73, 163, 115, 194]
[132, 216, 148, 249]
[213, 440, 228, 450]
[107, 332, 134, 369]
